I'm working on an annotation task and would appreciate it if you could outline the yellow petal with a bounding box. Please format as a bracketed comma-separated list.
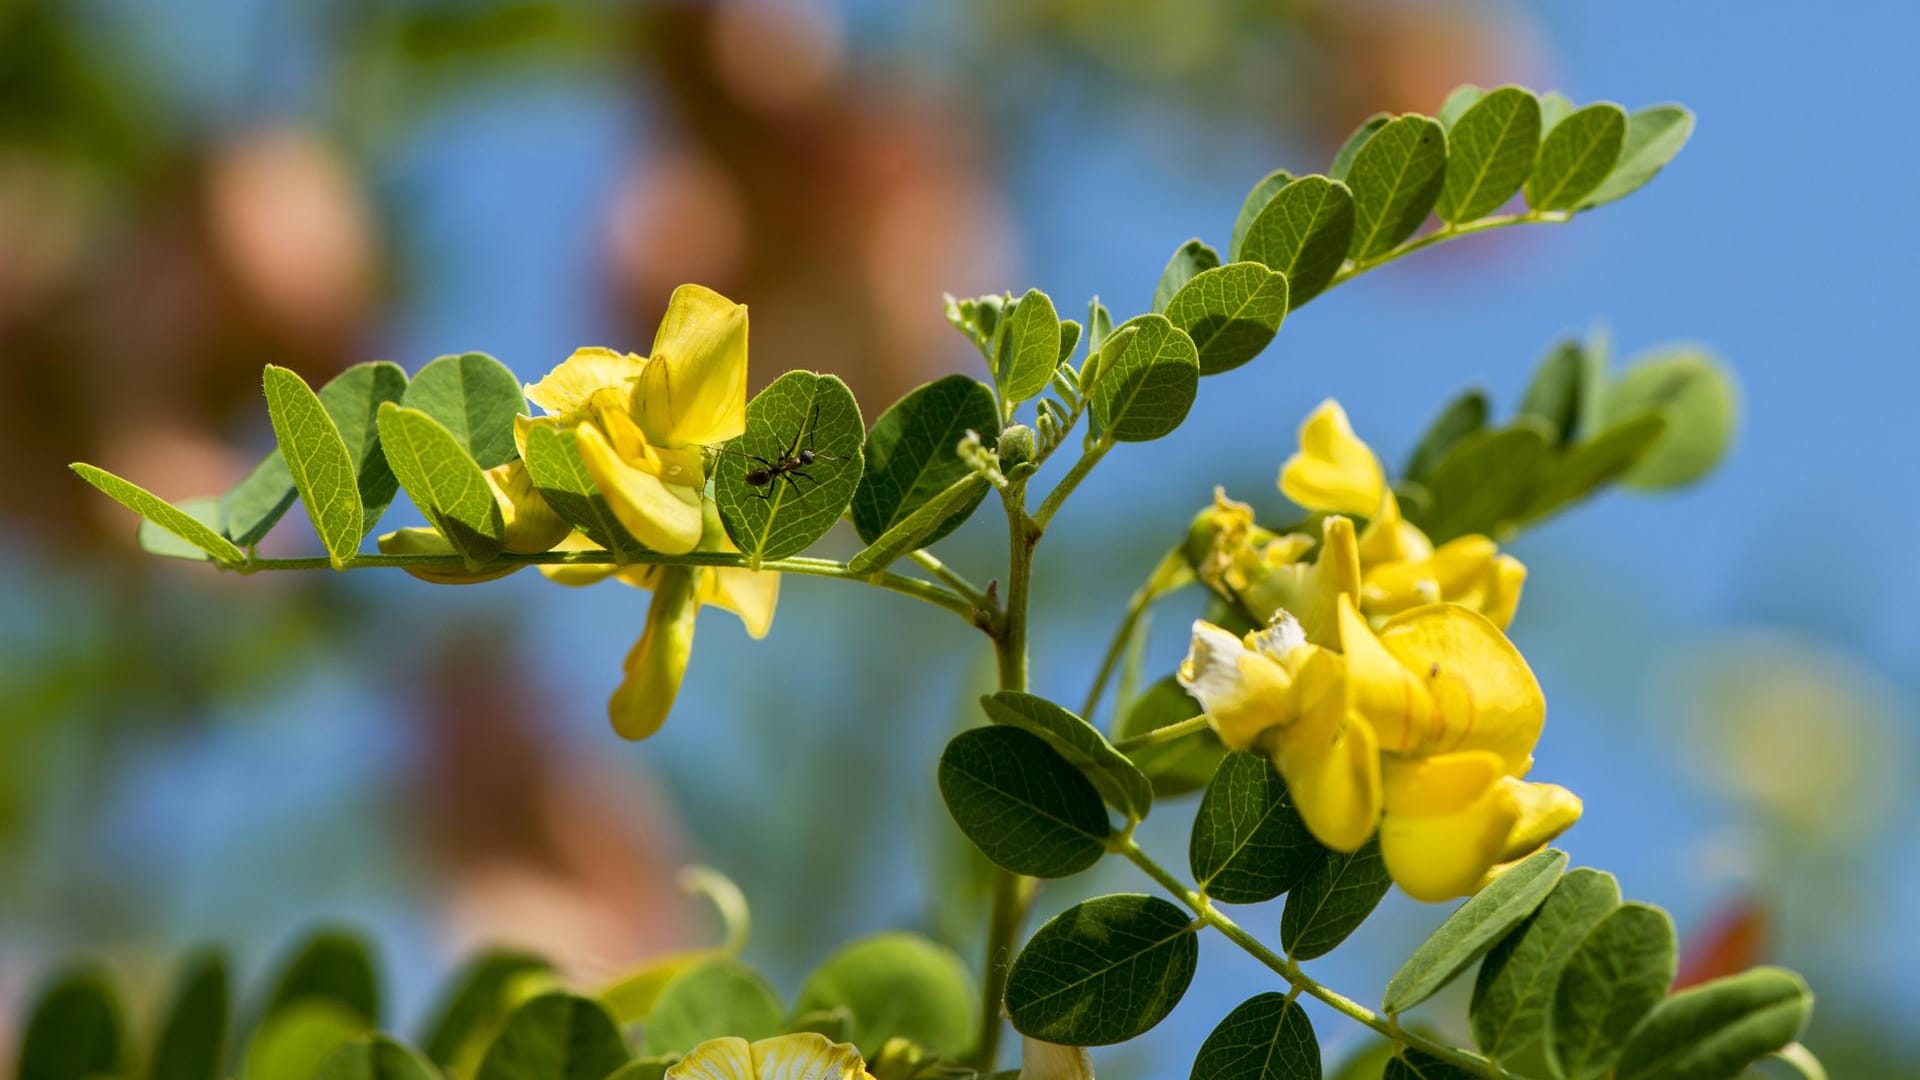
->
[377, 528, 521, 584]
[1376, 603, 1545, 773]
[1018, 1036, 1096, 1080]
[485, 460, 571, 554]
[609, 567, 700, 740]
[747, 1033, 872, 1080]
[1239, 515, 1361, 647]
[1338, 594, 1439, 754]
[525, 346, 645, 423]
[1179, 620, 1297, 751]
[1482, 554, 1527, 630]
[1271, 649, 1381, 852]
[1379, 751, 1518, 902]
[1280, 400, 1386, 517]
[702, 567, 779, 639]
[539, 530, 620, 587]
[667, 1036, 756, 1080]
[1494, 777, 1582, 861]
[1356, 488, 1433, 568]
[639, 283, 749, 447]
[577, 422, 704, 555]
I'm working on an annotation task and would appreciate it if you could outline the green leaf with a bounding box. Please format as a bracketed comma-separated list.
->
[1239, 176, 1355, 307]
[1005, 894, 1199, 1046]
[16, 965, 125, 1080]
[1548, 901, 1677, 1080]
[1165, 262, 1289, 376]
[378, 402, 506, 569]
[1230, 169, 1292, 263]
[1057, 319, 1082, 366]
[1519, 412, 1668, 524]
[1760, 1043, 1828, 1080]
[1525, 103, 1627, 212]
[1438, 87, 1541, 224]
[851, 374, 998, 547]
[937, 726, 1111, 878]
[1402, 390, 1488, 486]
[402, 351, 525, 468]
[792, 933, 977, 1060]
[1436, 85, 1484, 128]
[264, 928, 382, 1027]
[71, 464, 247, 566]
[1330, 112, 1391, 180]
[1153, 239, 1222, 314]
[605, 1061, 673, 1080]
[522, 422, 647, 558]
[1089, 314, 1198, 442]
[1189, 993, 1319, 1080]
[1279, 838, 1392, 961]
[1189, 752, 1322, 905]
[981, 691, 1153, 822]
[1581, 104, 1694, 208]
[1347, 115, 1448, 260]
[1599, 347, 1739, 490]
[314, 1036, 439, 1080]
[848, 473, 990, 575]
[1469, 867, 1622, 1074]
[1329, 1038, 1398, 1080]
[1117, 676, 1223, 797]
[1383, 849, 1567, 1014]
[243, 1002, 366, 1080]
[132, 495, 230, 563]
[151, 949, 229, 1080]
[476, 994, 631, 1080]
[1086, 297, 1113, 356]
[1539, 91, 1575, 133]
[995, 288, 1062, 404]
[222, 362, 409, 545]
[643, 959, 785, 1056]
[1412, 423, 1550, 544]
[264, 365, 365, 568]
[1615, 967, 1813, 1080]
[418, 948, 551, 1068]
[1382, 1049, 1477, 1080]
[1518, 339, 1585, 444]
[714, 371, 865, 563]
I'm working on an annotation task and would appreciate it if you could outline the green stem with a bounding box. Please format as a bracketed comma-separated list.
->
[232, 551, 979, 623]
[1117, 839, 1524, 1080]
[909, 549, 996, 617]
[1111, 715, 1207, 754]
[1081, 573, 1159, 721]
[1031, 436, 1112, 533]
[1329, 211, 1569, 290]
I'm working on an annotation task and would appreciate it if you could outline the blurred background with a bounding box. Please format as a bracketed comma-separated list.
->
[2, 0, 1915, 1073]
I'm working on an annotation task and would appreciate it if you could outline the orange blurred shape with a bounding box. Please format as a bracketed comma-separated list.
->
[710, 0, 845, 114]
[205, 128, 375, 347]
[1673, 894, 1770, 991]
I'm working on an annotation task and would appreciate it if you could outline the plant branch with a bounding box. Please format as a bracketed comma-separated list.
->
[1111, 715, 1207, 754]
[1117, 839, 1525, 1080]
[231, 550, 980, 623]
[909, 549, 996, 618]
[1329, 211, 1570, 290]
[1031, 435, 1112, 533]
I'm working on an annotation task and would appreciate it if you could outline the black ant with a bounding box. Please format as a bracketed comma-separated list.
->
[724, 404, 839, 500]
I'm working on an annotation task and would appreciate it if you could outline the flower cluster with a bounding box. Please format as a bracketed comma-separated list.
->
[1178, 401, 1579, 901]
[381, 284, 776, 740]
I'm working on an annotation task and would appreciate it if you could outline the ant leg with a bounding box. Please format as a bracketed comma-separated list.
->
[751, 485, 774, 501]
[791, 470, 820, 486]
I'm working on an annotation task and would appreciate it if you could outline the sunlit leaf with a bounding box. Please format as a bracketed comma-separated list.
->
[263, 928, 382, 1028]
[378, 402, 506, 569]
[66, 462, 248, 567]
[1005, 895, 1199, 1046]
[1615, 967, 1813, 1080]
[1239, 176, 1355, 307]
[642, 959, 785, 1056]
[1549, 902, 1677, 1080]
[1153, 239, 1222, 314]
[418, 948, 551, 1069]
[264, 365, 365, 568]
[314, 1036, 439, 1080]
[1280, 838, 1392, 961]
[714, 371, 865, 563]
[1189, 993, 1319, 1080]
[1164, 262, 1289, 375]
[1230, 169, 1292, 263]
[851, 374, 997, 547]
[1189, 752, 1322, 905]
[476, 994, 631, 1080]
[402, 351, 525, 468]
[1581, 104, 1695, 209]
[224, 361, 408, 544]
[1470, 867, 1622, 1074]
[938, 726, 1111, 878]
[1330, 112, 1391, 180]
[995, 288, 1062, 404]
[522, 423, 647, 559]
[1402, 390, 1488, 487]
[981, 691, 1153, 822]
[1526, 103, 1627, 212]
[1383, 849, 1566, 1014]
[1438, 87, 1541, 224]
[1347, 115, 1448, 260]
[792, 933, 977, 1060]
[1089, 314, 1198, 442]
[1599, 347, 1739, 490]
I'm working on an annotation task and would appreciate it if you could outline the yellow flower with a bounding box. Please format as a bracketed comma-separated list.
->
[1018, 1036, 1096, 1079]
[541, 505, 778, 740]
[667, 1033, 874, 1080]
[1280, 399, 1525, 630]
[522, 284, 748, 555]
[1178, 593, 1580, 901]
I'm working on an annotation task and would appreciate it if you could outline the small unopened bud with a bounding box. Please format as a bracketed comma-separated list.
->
[999, 424, 1036, 469]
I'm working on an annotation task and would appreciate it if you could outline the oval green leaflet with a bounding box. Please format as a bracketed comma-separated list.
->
[1188, 752, 1322, 905]
[401, 351, 525, 468]
[1152, 238, 1221, 315]
[1548, 901, 1677, 1080]
[714, 370, 865, 564]
[475, 993, 631, 1080]
[150, 949, 230, 1080]
[1382, 848, 1567, 1014]
[1238, 175, 1355, 307]
[16, 965, 126, 1080]
[1613, 967, 1813, 1080]
[994, 287, 1062, 405]
[792, 932, 977, 1060]
[1005, 894, 1199, 1046]
[1346, 114, 1448, 260]
[377, 402, 507, 570]
[313, 1036, 439, 1080]
[264, 364, 365, 568]
[1279, 838, 1392, 961]
[1526, 102, 1628, 212]
[642, 959, 785, 1056]
[1438, 86, 1542, 224]
[937, 725, 1111, 878]
[1189, 993, 1320, 1080]
[1164, 261, 1289, 376]
[1089, 313, 1199, 442]
[980, 691, 1152, 822]
[1469, 867, 1622, 1075]
[849, 374, 997, 549]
